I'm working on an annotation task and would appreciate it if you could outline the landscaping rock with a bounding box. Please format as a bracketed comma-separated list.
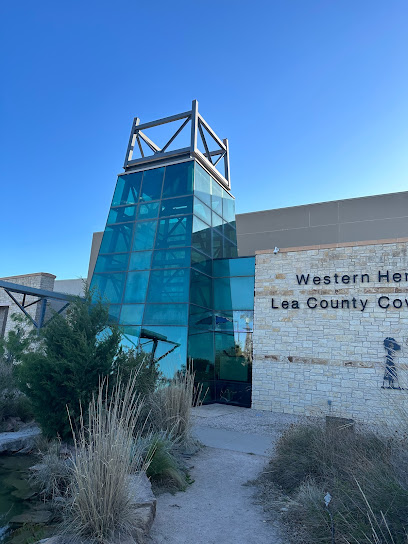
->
[0, 426, 41, 454]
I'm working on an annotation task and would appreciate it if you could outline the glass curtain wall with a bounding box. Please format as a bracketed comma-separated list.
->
[90, 159, 254, 405]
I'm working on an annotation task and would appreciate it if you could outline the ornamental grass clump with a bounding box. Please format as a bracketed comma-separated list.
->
[149, 368, 200, 446]
[66, 373, 150, 543]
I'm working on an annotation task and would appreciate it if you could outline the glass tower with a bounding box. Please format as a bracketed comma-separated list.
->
[90, 101, 254, 406]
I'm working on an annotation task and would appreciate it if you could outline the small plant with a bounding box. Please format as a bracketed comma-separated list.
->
[143, 433, 188, 491]
[30, 440, 73, 501]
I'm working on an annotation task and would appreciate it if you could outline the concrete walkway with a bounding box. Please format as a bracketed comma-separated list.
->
[148, 405, 295, 544]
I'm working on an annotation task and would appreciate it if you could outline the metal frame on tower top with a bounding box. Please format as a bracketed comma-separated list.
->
[123, 100, 231, 191]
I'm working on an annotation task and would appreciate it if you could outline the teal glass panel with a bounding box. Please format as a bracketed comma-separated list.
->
[213, 310, 234, 332]
[119, 304, 144, 325]
[99, 224, 133, 254]
[137, 201, 159, 220]
[188, 332, 214, 381]
[140, 167, 164, 201]
[90, 272, 126, 304]
[190, 269, 212, 308]
[191, 249, 212, 276]
[194, 197, 212, 225]
[212, 230, 224, 259]
[123, 270, 149, 303]
[213, 257, 255, 277]
[189, 305, 213, 331]
[223, 220, 236, 243]
[215, 332, 251, 382]
[139, 325, 188, 379]
[107, 304, 121, 324]
[143, 304, 189, 326]
[222, 193, 235, 223]
[224, 237, 238, 259]
[129, 251, 152, 271]
[211, 179, 223, 215]
[192, 216, 211, 257]
[232, 310, 254, 332]
[212, 212, 223, 234]
[147, 269, 189, 303]
[162, 162, 194, 198]
[152, 248, 191, 269]
[155, 216, 192, 249]
[120, 326, 141, 349]
[133, 220, 157, 251]
[160, 196, 193, 217]
[107, 205, 136, 224]
[94, 253, 128, 273]
[112, 173, 142, 206]
[194, 163, 211, 206]
[213, 276, 254, 311]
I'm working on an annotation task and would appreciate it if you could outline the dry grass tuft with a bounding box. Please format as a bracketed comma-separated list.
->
[149, 369, 200, 446]
[65, 373, 150, 543]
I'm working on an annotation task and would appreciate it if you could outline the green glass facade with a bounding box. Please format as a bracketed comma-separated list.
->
[91, 159, 254, 406]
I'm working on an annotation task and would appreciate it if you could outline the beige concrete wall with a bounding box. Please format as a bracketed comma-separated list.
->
[88, 191, 408, 281]
[253, 240, 408, 423]
[237, 191, 408, 256]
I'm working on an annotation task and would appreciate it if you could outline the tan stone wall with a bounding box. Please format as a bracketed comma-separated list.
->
[0, 273, 56, 336]
[253, 241, 408, 423]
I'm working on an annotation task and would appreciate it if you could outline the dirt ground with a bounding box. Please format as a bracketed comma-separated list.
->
[148, 405, 296, 544]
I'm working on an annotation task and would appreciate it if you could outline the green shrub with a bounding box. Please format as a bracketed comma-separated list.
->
[16, 291, 122, 439]
[144, 433, 187, 491]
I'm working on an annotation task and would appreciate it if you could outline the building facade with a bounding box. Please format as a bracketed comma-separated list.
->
[3, 103, 408, 422]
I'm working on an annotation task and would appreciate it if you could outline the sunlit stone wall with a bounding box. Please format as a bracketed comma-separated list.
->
[253, 239, 408, 423]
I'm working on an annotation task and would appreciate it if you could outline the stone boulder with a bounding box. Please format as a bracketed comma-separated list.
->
[0, 426, 41, 454]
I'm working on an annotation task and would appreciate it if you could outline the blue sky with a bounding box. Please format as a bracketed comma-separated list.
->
[1, 0, 407, 279]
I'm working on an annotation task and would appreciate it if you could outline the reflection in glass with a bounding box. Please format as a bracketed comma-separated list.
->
[211, 179, 223, 215]
[120, 326, 141, 349]
[140, 167, 164, 201]
[194, 197, 212, 225]
[191, 249, 212, 276]
[188, 332, 214, 382]
[94, 253, 128, 273]
[223, 237, 238, 259]
[107, 205, 136, 224]
[138, 326, 187, 379]
[90, 272, 126, 304]
[143, 304, 189, 325]
[223, 220, 237, 243]
[194, 163, 211, 206]
[162, 162, 194, 198]
[156, 216, 192, 248]
[123, 271, 149, 303]
[147, 269, 189, 303]
[192, 216, 211, 257]
[133, 220, 157, 251]
[160, 196, 193, 217]
[190, 269, 212, 308]
[213, 257, 255, 278]
[119, 304, 144, 325]
[129, 251, 152, 270]
[222, 193, 235, 223]
[112, 173, 142, 206]
[137, 201, 160, 220]
[212, 230, 223, 259]
[215, 331, 252, 382]
[189, 306, 213, 331]
[152, 248, 191, 269]
[100, 224, 133, 254]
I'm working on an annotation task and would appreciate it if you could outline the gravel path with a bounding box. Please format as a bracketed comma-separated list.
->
[148, 406, 297, 544]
